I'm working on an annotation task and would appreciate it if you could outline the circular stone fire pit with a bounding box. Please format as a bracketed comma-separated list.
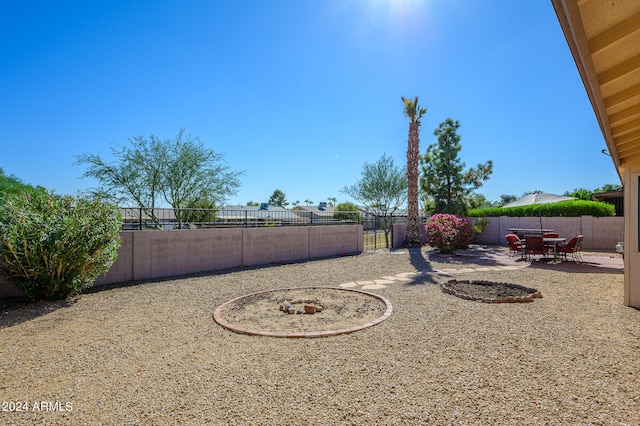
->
[213, 287, 393, 338]
[441, 280, 542, 303]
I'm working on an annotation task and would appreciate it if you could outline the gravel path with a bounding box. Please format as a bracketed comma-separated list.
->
[0, 246, 638, 425]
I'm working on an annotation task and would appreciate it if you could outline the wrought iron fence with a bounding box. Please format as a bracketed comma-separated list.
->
[120, 207, 367, 230]
[362, 214, 428, 250]
[119, 207, 427, 253]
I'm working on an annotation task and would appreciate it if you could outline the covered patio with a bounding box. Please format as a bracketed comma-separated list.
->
[552, 0, 640, 308]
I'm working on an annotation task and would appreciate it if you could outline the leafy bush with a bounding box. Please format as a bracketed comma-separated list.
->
[472, 217, 490, 234]
[0, 189, 122, 300]
[471, 217, 490, 242]
[333, 202, 362, 223]
[468, 200, 615, 218]
[425, 213, 474, 254]
[181, 198, 218, 226]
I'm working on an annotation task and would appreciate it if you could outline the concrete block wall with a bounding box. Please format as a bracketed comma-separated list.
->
[242, 227, 309, 266]
[591, 216, 624, 249]
[393, 216, 622, 251]
[0, 225, 363, 298]
[309, 225, 364, 258]
[472, 216, 622, 250]
[392, 224, 428, 248]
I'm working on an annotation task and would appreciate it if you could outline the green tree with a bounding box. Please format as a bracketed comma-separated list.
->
[420, 119, 493, 215]
[76, 135, 164, 221]
[467, 193, 491, 210]
[333, 201, 362, 223]
[0, 168, 34, 197]
[340, 154, 407, 248]
[565, 184, 622, 201]
[564, 187, 592, 201]
[247, 201, 260, 206]
[499, 194, 518, 206]
[595, 183, 622, 192]
[304, 199, 314, 206]
[75, 129, 242, 228]
[327, 197, 337, 207]
[269, 189, 288, 207]
[402, 96, 427, 247]
[181, 197, 217, 225]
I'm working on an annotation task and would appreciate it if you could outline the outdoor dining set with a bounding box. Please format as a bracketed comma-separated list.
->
[505, 229, 583, 262]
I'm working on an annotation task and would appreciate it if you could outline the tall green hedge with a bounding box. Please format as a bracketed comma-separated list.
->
[468, 200, 615, 218]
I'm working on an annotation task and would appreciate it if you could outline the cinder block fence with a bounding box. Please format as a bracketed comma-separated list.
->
[393, 216, 623, 250]
[1, 216, 624, 298]
[0, 225, 363, 298]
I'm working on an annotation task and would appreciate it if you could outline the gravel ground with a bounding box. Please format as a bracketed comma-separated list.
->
[0, 246, 638, 425]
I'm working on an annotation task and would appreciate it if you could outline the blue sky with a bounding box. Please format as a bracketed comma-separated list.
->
[0, 0, 621, 207]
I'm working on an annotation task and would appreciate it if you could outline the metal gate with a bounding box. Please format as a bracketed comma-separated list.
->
[363, 228, 392, 250]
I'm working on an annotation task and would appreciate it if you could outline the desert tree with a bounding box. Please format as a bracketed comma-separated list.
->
[340, 153, 407, 248]
[75, 128, 242, 228]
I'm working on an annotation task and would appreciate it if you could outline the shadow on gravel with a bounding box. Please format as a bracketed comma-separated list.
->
[405, 248, 437, 285]
[425, 245, 514, 268]
[0, 298, 78, 329]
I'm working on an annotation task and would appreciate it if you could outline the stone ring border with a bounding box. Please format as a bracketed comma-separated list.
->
[213, 286, 393, 338]
[440, 279, 543, 303]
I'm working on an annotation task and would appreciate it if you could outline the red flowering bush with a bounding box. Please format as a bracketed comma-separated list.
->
[425, 213, 474, 254]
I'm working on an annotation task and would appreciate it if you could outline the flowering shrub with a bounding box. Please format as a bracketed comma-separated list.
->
[0, 189, 122, 300]
[425, 213, 474, 254]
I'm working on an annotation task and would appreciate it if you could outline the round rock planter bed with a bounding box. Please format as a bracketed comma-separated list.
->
[441, 279, 542, 303]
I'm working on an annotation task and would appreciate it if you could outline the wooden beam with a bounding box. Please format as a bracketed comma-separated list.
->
[598, 53, 640, 86]
[619, 149, 640, 165]
[609, 103, 640, 126]
[614, 127, 640, 146]
[604, 82, 640, 108]
[616, 143, 640, 157]
[588, 11, 640, 54]
[615, 132, 640, 150]
[611, 116, 640, 137]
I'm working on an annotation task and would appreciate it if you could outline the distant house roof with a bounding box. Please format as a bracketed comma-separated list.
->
[121, 208, 176, 221]
[292, 204, 336, 217]
[592, 190, 624, 216]
[359, 206, 408, 217]
[219, 205, 304, 221]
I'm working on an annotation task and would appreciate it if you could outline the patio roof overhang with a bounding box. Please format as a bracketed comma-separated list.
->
[552, 0, 640, 184]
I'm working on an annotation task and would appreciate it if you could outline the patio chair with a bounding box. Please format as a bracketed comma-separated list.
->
[556, 235, 583, 262]
[506, 234, 524, 258]
[523, 235, 547, 260]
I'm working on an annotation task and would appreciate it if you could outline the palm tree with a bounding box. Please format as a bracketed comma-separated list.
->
[402, 96, 427, 247]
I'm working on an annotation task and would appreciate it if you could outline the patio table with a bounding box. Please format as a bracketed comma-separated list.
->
[520, 237, 566, 260]
[543, 237, 566, 260]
